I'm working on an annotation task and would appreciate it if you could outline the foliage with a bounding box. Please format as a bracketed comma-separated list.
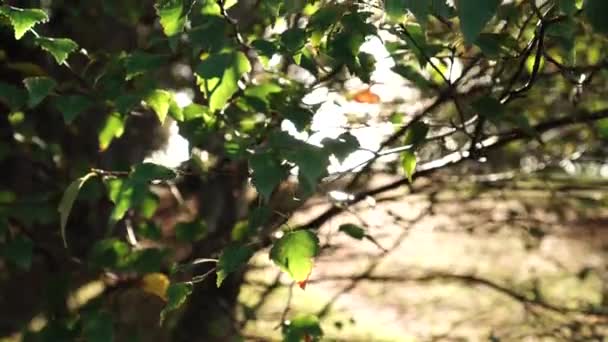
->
[1, 0, 608, 340]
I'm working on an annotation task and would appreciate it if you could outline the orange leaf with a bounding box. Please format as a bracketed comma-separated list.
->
[352, 88, 380, 104]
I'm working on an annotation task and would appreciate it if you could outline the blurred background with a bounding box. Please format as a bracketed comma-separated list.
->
[2, 0, 608, 341]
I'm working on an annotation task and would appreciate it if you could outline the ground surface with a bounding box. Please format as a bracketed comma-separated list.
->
[239, 175, 608, 341]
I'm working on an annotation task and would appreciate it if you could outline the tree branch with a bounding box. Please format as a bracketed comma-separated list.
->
[304, 108, 608, 230]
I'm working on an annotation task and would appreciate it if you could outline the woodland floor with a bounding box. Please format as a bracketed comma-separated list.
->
[238, 174, 608, 341]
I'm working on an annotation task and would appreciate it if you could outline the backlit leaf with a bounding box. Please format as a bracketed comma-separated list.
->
[145, 89, 172, 123]
[270, 230, 319, 283]
[0, 6, 48, 40]
[98, 113, 126, 151]
[401, 150, 416, 183]
[195, 51, 251, 112]
[106, 178, 148, 227]
[155, 0, 186, 37]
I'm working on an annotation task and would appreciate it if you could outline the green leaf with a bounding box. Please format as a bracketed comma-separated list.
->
[55, 95, 92, 124]
[35, 37, 78, 65]
[248, 206, 272, 232]
[308, 5, 342, 32]
[160, 283, 193, 323]
[407, 1, 430, 24]
[392, 64, 435, 90]
[98, 113, 126, 151]
[398, 24, 440, 67]
[322, 133, 360, 163]
[385, 0, 409, 21]
[58, 172, 96, 248]
[82, 311, 113, 342]
[138, 222, 163, 241]
[0, 81, 27, 110]
[198, 0, 221, 15]
[195, 51, 251, 112]
[547, 19, 577, 64]
[175, 220, 207, 242]
[385, 0, 430, 24]
[401, 150, 416, 183]
[169, 98, 184, 121]
[230, 220, 249, 241]
[471, 96, 504, 124]
[282, 314, 323, 342]
[432, 0, 454, 18]
[106, 177, 149, 226]
[457, 0, 500, 44]
[508, 113, 537, 138]
[23, 76, 56, 108]
[131, 162, 177, 182]
[281, 27, 307, 52]
[155, 0, 186, 37]
[270, 230, 320, 282]
[475, 33, 518, 58]
[289, 145, 329, 195]
[597, 118, 608, 139]
[559, 0, 577, 16]
[0, 6, 49, 40]
[124, 51, 168, 80]
[89, 239, 131, 269]
[216, 244, 254, 287]
[2, 235, 34, 270]
[283, 106, 314, 131]
[403, 121, 429, 147]
[127, 248, 166, 273]
[183, 103, 212, 121]
[525, 54, 545, 75]
[140, 193, 160, 219]
[584, 0, 608, 34]
[251, 39, 278, 59]
[338, 224, 365, 240]
[249, 152, 289, 201]
[145, 89, 172, 123]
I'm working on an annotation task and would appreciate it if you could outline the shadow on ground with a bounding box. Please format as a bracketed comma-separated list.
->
[238, 175, 608, 341]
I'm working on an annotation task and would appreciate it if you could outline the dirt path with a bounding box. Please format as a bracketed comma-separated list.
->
[241, 183, 608, 341]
